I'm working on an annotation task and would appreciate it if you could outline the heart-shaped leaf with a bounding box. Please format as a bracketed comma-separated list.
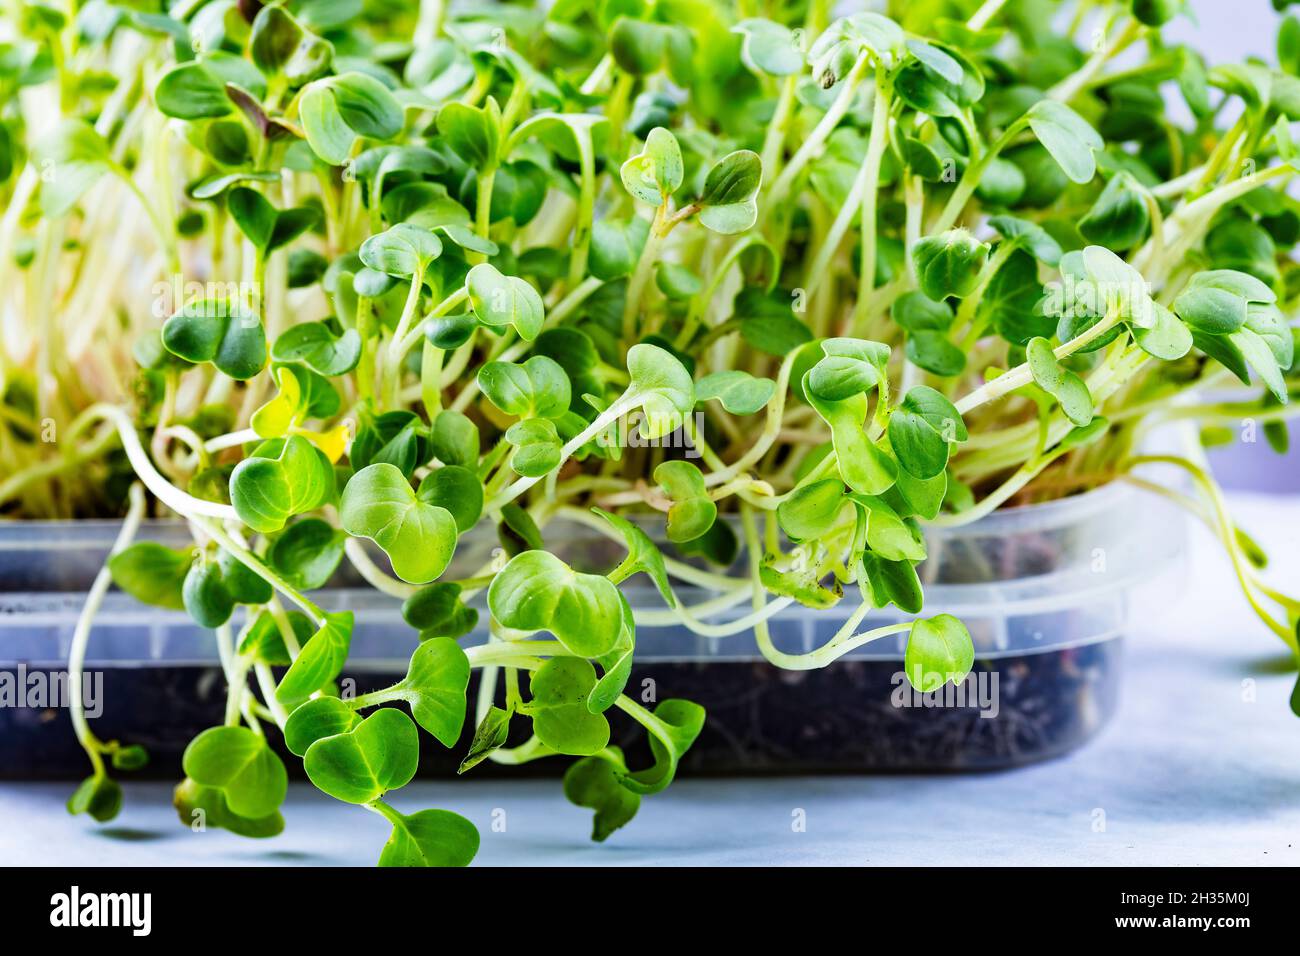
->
[777, 478, 847, 541]
[654, 460, 717, 543]
[377, 807, 480, 867]
[284, 695, 361, 757]
[477, 355, 571, 419]
[300, 72, 405, 165]
[182, 725, 288, 818]
[466, 263, 544, 340]
[340, 463, 459, 584]
[228, 187, 321, 254]
[162, 298, 267, 380]
[303, 708, 419, 804]
[386, 637, 470, 747]
[526, 657, 611, 756]
[620, 126, 683, 205]
[230, 435, 335, 533]
[272, 322, 361, 376]
[488, 551, 622, 657]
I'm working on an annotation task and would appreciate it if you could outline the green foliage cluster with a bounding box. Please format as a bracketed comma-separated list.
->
[3, 0, 1300, 865]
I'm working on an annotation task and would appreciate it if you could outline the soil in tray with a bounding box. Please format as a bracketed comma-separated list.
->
[0, 639, 1120, 780]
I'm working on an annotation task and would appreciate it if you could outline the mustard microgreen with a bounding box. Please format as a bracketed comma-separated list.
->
[8, 0, 1300, 868]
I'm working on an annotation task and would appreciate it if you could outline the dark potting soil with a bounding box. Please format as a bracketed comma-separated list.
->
[0, 638, 1120, 780]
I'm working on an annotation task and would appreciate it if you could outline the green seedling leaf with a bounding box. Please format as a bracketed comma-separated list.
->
[467, 263, 544, 340]
[268, 518, 345, 590]
[860, 551, 923, 613]
[1078, 171, 1150, 251]
[230, 435, 335, 533]
[431, 409, 479, 467]
[1026, 337, 1095, 426]
[340, 463, 459, 584]
[108, 542, 193, 609]
[162, 298, 267, 380]
[807, 338, 888, 401]
[228, 187, 321, 255]
[478, 355, 571, 419]
[377, 807, 479, 867]
[154, 60, 233, 120]
[67, 775, 122, 823]
[698, 149, 762, 234]
[592, 507, 675, 606]
[904, 614, 975, 691]
[360, 223, 443, 277]
[488, 551, 622, 657]
[173, 778, 284, 839]
[618, 698, 705, 795]
[852, 494, 927, 562]
[733, 19, 804, 76]
[505, 418, 562, 477]
[272, 322, 361, 377]
[563, 750, 642, 841]
[805, 384, 898, 495]
[416, 466, 482, 532]
[275, 610, 354, 702]
[620, 126, 683, 206]
[110, 744, 150, 771]
[303, 708, 419, 804]
[696, 370, 775, 415]
[892, 291, 955, 332]
[182, 725, 288, 818]
[655, 459, 717, 543]
[912, 229, 989, 301]
[525, 657, 610, 756]
[300, 72, 405, 165]
[34, 120, 111, 217]
[436, 99, 500, 171]
[1025, 99, 1103, 184]
[249, 4, 332, 87]
[239, 610, 312, 666]
[498, 502, 544, 557]
[627, 343, 696, 438]
[986, 215, 1063, 265]
[760, 559, 842, 608]
[385, 637, 471, 747]
[1133, 302, 1193, 360]
[459, 705, 513, 774]
[183, 554, 235, 628]
[284, 696, 361, 757]
[888, 386, 967, 480]
[777, 478, 847, 541]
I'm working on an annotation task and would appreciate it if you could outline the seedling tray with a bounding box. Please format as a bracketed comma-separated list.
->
[0, 483, 1183, 778]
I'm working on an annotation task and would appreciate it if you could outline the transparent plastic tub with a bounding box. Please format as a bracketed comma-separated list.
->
[0, 481, 1186, 778]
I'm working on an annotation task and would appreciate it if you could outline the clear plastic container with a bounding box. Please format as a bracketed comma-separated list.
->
[0, 481, 1186, 777]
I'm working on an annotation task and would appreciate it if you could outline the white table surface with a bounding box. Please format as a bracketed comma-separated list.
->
[4, 493, 1300, 867]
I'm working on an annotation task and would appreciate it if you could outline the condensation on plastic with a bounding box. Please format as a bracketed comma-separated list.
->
[0, 480, 1186, 670]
